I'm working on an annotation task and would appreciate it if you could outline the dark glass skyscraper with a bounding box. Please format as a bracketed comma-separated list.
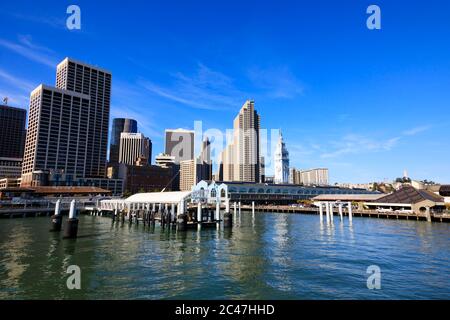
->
[0, 104, 26, 158]
[109, 118, 137, 164]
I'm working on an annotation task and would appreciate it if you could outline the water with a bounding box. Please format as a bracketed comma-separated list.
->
[0, 213, 449, 299]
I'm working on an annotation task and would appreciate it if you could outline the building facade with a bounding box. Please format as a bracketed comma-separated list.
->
[118, 163, 173, 194]
[109, 118, 137, 164]
[179, 159, 196, 191]
[155, 153, 180, 191]
[289, 168, 329, 186]
[0, 157, 22, 179]
[179, 138, 212, 191]
[118, 132, 151, 166]
[164, 129, 195, 164]
[274, 130, 289, 184]
[0, 104, 26, 159]
[21, 85, 91, 184]
[56, 58, 111, 178]
[193, 180, 378, 205]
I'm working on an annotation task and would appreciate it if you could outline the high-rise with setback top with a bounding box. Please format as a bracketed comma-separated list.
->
[55, 58, 111, 178]
[21, 58, 119, 192]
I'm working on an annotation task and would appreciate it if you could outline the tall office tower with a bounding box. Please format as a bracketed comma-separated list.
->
[164, 128, 195, 164]
[234, 100, 260, 182]
[109, 118, 137, 164]
[220, 100, 260, 182]
[118, 133, 151, 165]
[0, 104, 27, 158]
[56, 58, 112, 177]
[274, 130, 289, 184]
[21, 85, 91, 184]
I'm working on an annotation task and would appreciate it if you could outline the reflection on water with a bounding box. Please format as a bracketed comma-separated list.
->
[0, 213, 449, 299]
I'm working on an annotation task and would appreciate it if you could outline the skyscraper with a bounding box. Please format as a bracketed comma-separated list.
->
[274, 130, 289, 184]
[21, 85, 91, 183]
[164, 129, 195, 164]
[219, 100, 260, 182]
[109, 118, 137, 164]
[21, 58, 122, 194]
[0, 104, 26, 159]
[118, 132, 151, 166]
[56, 58, 111, 178]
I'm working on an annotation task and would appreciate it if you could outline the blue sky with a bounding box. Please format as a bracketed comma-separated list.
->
[0, 0, 449, 183]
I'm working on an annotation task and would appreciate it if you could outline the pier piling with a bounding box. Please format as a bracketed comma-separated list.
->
[50, 199, 62, 232]
[63, 200, 79, 239]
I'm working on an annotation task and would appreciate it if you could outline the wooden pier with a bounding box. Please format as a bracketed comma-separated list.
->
[241, 204, 450, 222]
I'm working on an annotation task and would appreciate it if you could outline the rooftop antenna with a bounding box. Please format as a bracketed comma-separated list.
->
[3, 97, 8, 105]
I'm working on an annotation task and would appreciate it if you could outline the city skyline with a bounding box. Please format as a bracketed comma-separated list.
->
[1, 1, 450, 183]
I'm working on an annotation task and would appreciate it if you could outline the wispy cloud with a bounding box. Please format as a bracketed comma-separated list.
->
[0, 36, 58, 68]
[318, 125, 432, 160]
[402, 125, 431, 136]
[320, 134, 401, 159]
[139, 63, 246, 111]
[0, 90, 29, 107]
[0, 68, 36, 92]
[10, 13, 66, 29]
[247, 66, 304, 99]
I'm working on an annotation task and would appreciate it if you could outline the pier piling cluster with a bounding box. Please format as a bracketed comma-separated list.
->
[49, 199, 80, 239]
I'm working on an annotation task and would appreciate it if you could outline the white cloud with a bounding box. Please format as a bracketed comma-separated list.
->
[139, 63, 247, 111]
[320, 134, 401, 159]
[0, 68, 36, 92]
[247, 66, 304, 99]
[0, 36, 58, 68]
[402, 125, 430, 136]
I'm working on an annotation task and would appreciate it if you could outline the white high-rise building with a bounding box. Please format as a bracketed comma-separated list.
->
[274, 130, 289, 184]
[219, 100, 260, 182]
[118, 133, 151, 165]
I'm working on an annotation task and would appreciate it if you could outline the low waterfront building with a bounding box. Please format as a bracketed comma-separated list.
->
[192, 180, 377, 205]
[20, 170, 123, 195]
[0, 186, 111, 200]
[439, 185, 450, 204]
[364, 185, 446, 215]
